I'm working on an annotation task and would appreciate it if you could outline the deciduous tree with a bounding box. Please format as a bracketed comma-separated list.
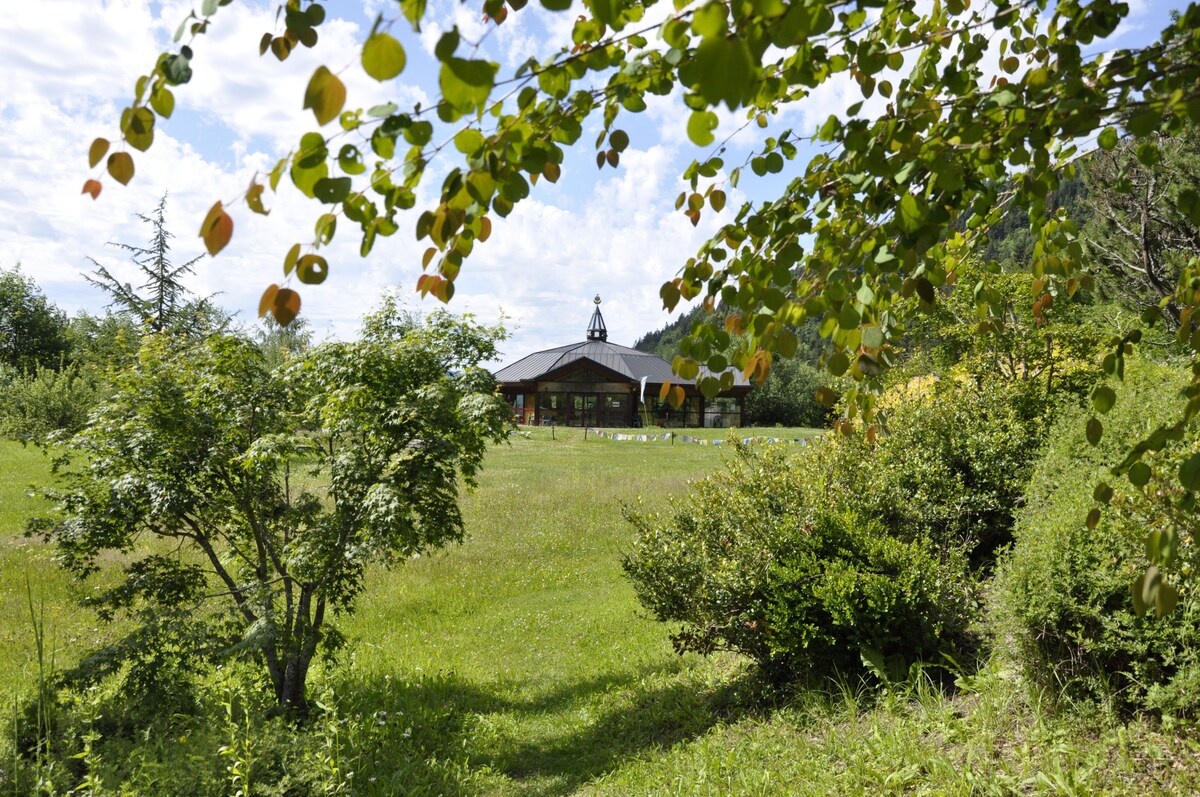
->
[33, 306, 510, 717]
[0, 266, 71, 372]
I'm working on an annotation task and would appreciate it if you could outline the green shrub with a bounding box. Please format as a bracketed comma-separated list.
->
[765, 511, 975, 681]
[623, 444, 977, 682]
[855, 375, 1052, 568]
[0, 363, 98, 440]
[992, 358, 1200, 715]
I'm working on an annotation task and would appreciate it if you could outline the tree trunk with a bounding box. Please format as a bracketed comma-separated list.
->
[280, 652, 312, 720]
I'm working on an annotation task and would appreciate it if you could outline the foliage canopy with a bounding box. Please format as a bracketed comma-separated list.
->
[86, 0, 1200, 605]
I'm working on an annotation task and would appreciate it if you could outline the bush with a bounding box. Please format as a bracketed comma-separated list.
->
[623, 443, 977, 683]
[624, 375, 1052, 684]
[0, 363, 98, 440]
[991, 358, 1200, 715]
[765, 510, 975, 681]
[854, 375, 1052, 568]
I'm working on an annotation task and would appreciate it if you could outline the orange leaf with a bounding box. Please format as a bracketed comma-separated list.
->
[81, 180, 102, 200]
[272, 288, 301, 326]
[658, 380, 671, 401]
[478, 216, 492, 243]
[258, 284, 280, 317]
[200, 201, 234, 256]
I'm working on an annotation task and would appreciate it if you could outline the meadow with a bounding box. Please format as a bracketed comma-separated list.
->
[3, 428, 1200, 795]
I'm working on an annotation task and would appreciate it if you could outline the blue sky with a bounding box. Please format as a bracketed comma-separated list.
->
[0, 0, 1190, 366]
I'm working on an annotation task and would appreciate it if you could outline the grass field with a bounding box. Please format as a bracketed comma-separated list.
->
[3, 429, 1200, 795]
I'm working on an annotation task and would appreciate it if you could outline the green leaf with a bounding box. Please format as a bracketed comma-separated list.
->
[283, 244, 301, 276]
[454, 128, 485, 155]
[1127, 109, 1160, 137]
[150, 87, 175, 118]
[691, 2, 728, 37]
[400, 0, 426, 30]
[296, 254, 328, 285]
[775, 328, 798, 358]
[1097, 126, 1118, 150]
[337, 144, 366, 175]
[107, 151, 135, 185]
[125, 107, 155, 152]
[687, 111, 718, 146]
[1179, 453, 1200, 492]
[837, 306, 860, 330]
[1086, 416, 1103, 446]
[440, 58, 498, 117]
[827, 351, 849, 377]
[1128, 461, 1151, 487]
[362, 33, 406, 81]
[898, 194, 923, 233]
[1091, 385, 1116, 414]
[660, 281, 680, 311]
[692, 36, 755, 110]
[88, 138, 110, 168]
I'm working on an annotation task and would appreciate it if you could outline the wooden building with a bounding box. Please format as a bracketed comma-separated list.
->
[494, 296, 752, 428]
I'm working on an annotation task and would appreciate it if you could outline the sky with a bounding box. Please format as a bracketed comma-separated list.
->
[0, 0, 1187, 367]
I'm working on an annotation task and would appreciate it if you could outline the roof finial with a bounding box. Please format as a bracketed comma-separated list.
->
[587, 295, 608, 342]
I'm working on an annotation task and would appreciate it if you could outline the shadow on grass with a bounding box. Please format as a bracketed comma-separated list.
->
[339, 660, 774, 796]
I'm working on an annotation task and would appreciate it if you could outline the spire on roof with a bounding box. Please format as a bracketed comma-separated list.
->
[586, 294, 608, 342]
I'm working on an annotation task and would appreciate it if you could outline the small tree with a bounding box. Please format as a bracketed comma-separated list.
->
[85, 194, 223, 336]
[34, 305, 510, 718]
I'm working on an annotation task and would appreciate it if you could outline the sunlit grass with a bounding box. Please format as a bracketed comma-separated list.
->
[4, 430, 1200, 794]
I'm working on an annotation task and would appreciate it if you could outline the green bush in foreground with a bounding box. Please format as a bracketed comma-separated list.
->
[623, 443, 977, 683]
[993, 358, 1200, 715]
[765, 511, 975, 681]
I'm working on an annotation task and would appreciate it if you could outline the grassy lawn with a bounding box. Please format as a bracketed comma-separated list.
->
[4, 430, 1200, 795]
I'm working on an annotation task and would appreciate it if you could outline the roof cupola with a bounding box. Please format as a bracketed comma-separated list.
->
[586, 294, 608, 342]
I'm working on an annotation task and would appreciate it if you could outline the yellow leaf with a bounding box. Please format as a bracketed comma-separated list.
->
[88, 138, 109, 168]
[246, 181, 269, 215]
[304, 66, 346, 126]
[283, 243, 301, 276]
[107, 152, 134, 185]
[200, 201, 234, 256]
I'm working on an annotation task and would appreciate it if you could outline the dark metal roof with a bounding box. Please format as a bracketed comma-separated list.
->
[494, 339, 751, 388]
